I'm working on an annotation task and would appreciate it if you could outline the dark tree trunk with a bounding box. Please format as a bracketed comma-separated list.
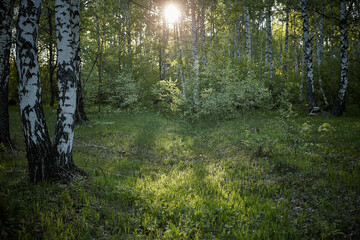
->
[48, 6, 57, 107]
[0, 0, 14, 148]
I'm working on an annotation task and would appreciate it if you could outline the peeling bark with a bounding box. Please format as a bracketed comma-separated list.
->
[0, 0, 14, 148]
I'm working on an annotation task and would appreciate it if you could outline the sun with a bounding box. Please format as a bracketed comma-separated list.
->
[164, 4, 180, 24]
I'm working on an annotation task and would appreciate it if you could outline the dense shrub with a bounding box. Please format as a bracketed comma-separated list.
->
[110, 72, 141, 109]
[151, 78, 184, 115]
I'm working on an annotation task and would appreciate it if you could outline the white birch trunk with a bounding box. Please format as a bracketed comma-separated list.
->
[0, 0, 14, 147]
[244, 6, 251, 62]
[54, 0, 77, 168]
[333, 0, 349, 116]
[191, 0, 199, 107]
[294, 15, 299, 74]
[17, 0, 54, 182]
[301, 0, 317, 110]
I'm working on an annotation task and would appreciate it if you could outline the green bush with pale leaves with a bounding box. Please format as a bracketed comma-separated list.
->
[110, 72, 141, 109]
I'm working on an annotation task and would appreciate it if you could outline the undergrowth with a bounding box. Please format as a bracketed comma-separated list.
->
[1, 105, 359, 239]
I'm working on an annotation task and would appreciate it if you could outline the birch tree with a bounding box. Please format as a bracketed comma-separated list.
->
[160, 11, 168, 81]
[191, 0, 199, 107]
[0, 0, 14, 148]
[176, 22, 186, 96]
[301, 0, 317, 111]
[17, 0, 58, 182]
[333, 0, 349, 116]
[54, 0, 77, 169]
[244, 6, 251, 62]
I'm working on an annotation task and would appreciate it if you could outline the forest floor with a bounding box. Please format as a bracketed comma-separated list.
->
[1, 105, 360, 239]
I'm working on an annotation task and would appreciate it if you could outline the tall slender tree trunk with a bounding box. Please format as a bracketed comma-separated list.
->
[235, 20, 241, 59]
[244, 6, 251, 62]
[294, 15, 299, 74]
[315, 5, 329, 107]
[0, 0, 14, 148]
[118, 0, 123, 67]
[300, 44, 305, 103]
[176, 23, 186, 96]
[54, 0, 77, 168]
[95, 4, 102, 113]
[266, 0, 273, 93]
[333, 0, 349, 116]
[200, 0, 206, 66]
[72, 0, 88, 124]
[17, 0, 56, 182]
[160, 13, 168, 81]
[191, 0, 199, 107]
[210, 0, 215, 40]
[126, 2, 131, 58]
[47, 6, 57, 107]
[284, 2, 290, 86]
[301, 0, 317, 111]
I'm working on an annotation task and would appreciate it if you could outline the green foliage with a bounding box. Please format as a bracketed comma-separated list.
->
[196, 64, 271, 120]
[151, 78, 185, 115]
[110, 72, 141, 109]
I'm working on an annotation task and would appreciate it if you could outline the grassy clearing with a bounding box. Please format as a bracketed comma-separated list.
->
[1, 105, 360, 239]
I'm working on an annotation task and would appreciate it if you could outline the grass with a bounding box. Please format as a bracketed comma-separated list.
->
[1, 105, 360, 239]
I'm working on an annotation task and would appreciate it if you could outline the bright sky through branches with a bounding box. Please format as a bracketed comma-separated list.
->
[164, 4, 180, 24]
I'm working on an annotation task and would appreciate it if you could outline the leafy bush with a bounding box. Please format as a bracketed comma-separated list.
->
[110, 72, 141, 109]
[151, 78, 184, 115]
[196, 66, 271, 119]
